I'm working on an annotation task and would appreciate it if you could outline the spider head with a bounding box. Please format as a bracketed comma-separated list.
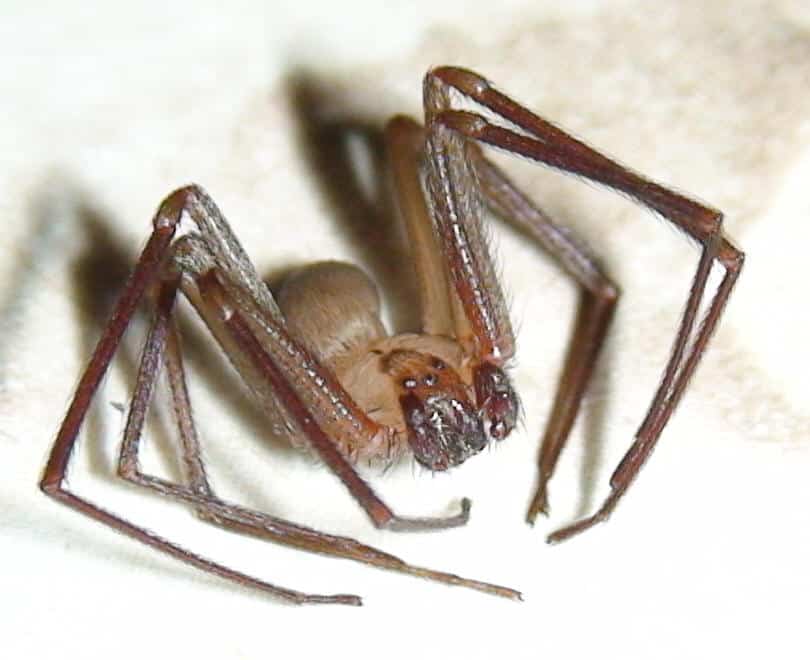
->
[385, 348, 488, 471]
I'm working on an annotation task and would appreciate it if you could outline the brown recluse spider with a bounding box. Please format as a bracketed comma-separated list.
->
[40, 67, 744, 605]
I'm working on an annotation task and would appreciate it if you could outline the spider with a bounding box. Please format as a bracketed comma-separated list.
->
[40, 67, 744, 605]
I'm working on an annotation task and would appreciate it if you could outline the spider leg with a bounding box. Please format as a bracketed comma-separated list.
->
[427, 67, 744, 541]
[469, 150, 619, 521]
[117, 273, 518, 600]
[549, 239, 742, 543]
[40, 188, 354, 605]
[386, 115, 455, 337]
[420, 114, 517, 366]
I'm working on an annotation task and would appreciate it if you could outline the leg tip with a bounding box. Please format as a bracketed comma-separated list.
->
[526, 490, 550, 525]
[547, 511, 609, 545]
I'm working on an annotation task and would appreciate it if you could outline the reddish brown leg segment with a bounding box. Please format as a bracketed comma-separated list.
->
[428, 67, 744, 541]
[40, 188, 356, 604]
[385, 115, 455, 337]
[549, 243, 742, 542]
[470, 152, 619, 520]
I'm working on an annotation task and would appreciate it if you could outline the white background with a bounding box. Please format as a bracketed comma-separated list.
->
[2, 1, 810, 658]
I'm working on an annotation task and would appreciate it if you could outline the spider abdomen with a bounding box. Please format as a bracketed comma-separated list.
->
[277, 260, 388, 369]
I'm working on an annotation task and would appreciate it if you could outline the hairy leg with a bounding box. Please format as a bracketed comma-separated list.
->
[425, 67, 744, 540]
[469, 151, 618, 520]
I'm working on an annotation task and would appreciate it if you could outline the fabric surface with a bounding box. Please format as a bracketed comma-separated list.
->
[2, 2, 809, 658]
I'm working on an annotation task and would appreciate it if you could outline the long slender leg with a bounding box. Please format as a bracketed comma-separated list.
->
[420, 113, 517, 366]
[40, 188, 355, 604]
[549, 247, 742, 542]
[386, 115, 455, 337]
[427, 67, 744, 540]
[162, 317, 213, 497]
[116, 266, 520, 600]
[470, 152, 619, 520]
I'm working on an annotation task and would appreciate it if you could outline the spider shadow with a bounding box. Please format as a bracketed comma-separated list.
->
[40, 180, 299, 513]
[283, 71, 421, 335]
[0, 184, 77, 412]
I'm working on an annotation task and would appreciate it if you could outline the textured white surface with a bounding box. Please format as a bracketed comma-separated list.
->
[2, 1, 810, 658]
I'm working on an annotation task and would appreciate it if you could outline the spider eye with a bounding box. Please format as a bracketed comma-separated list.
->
[423, 373, 438, 387]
